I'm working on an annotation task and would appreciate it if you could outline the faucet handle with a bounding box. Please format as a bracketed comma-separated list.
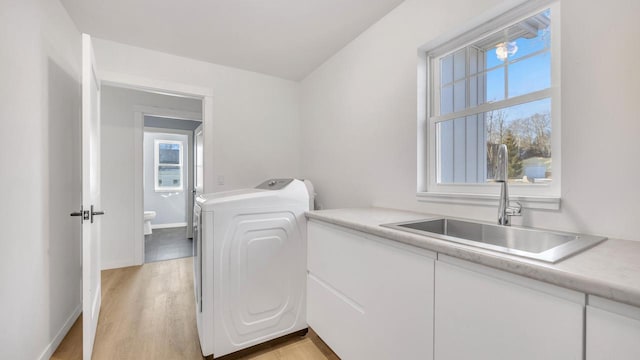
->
[506, 201, 522, 216]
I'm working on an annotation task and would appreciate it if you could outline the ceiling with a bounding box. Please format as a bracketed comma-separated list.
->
[60, 0, 405, 80]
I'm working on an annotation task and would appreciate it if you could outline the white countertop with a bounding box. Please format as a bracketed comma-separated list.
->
[306, 207, 640, 308]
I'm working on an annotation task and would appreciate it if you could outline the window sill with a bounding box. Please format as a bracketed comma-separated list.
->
[154, 189, 184, 193]
[416, 192, 560, 210]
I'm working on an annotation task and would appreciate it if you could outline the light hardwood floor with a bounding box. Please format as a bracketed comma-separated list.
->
[52, 257, 338, 360]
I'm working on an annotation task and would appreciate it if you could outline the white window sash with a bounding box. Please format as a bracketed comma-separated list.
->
[154, 139, 184, 192]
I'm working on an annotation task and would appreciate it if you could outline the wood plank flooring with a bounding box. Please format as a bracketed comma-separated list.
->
[52, 257, 338, 360]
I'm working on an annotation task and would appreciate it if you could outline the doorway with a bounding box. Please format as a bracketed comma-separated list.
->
[143, 119, 200, 263]
[99, 84, 206, 269]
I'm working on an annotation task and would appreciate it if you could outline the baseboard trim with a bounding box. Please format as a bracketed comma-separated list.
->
[102, 259, 140, 270]
[151, 222, 187, 230]
[37, 303, 82, 360]
[307, 327, 340, 359]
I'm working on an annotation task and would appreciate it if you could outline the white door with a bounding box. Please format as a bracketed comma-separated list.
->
[186, 130, 195, 239]
[189, 124, 203, 239]
[82, 33, 103, 359]
[194, 123, 204, 196]
[586, 297, 640, 360]
[434, 258, 584, 359]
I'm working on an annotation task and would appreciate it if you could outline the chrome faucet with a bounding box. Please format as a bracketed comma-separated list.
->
[496, 144, 522, 226]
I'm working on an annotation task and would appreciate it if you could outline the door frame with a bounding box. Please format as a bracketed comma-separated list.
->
[100, 72, 214, 266]
[137, 122, 197, 264]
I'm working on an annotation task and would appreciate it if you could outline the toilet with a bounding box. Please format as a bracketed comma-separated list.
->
[144, 211, 157, 235]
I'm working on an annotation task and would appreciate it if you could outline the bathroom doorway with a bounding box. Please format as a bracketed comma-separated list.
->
[99, 83, 206, 269]
[143, 119, 200, 263]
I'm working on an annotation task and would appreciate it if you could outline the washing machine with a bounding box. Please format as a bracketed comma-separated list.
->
[193, 178, 314, 358]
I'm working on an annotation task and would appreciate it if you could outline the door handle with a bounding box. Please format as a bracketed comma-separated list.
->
[70, 206, 90, 223]
[90, 205, 105, 223]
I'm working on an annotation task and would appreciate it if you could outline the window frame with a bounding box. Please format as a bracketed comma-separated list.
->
[417, 0, 561, 210]
[154, 139, 184, 192]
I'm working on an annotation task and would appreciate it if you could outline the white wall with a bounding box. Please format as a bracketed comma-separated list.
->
[101, 86, 201, 269]
[94, 38, 303, 192]
[144, 131, 189, 226]
[300, 0, 640, 242]
[0, 0, 83, 359]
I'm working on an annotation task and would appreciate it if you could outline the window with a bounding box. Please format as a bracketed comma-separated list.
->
[154, 140, 183, 192]
[419, 2, 560, 208]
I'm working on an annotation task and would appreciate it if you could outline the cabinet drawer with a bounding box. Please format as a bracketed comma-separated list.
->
[307, 274, 366, 359]
[308, 220, 371, 305]
[307, 220, 435, 360]
[587, 296, 640, 359]
[435, 257, 584, 360]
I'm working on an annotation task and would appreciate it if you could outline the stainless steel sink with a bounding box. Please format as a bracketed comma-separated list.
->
[381, 218, 606, 263]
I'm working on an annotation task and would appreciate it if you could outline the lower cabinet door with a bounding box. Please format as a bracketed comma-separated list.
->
[586, 296, 640, 360]
[307, 273, 367, 360]
[307, 220, 435, 360]
[434, 256, 584, 360]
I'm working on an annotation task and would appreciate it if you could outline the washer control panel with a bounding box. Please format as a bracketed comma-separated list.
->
[255, 178, 294, 190]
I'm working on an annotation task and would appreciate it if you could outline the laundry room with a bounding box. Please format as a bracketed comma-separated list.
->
[2, 0, 640, 359]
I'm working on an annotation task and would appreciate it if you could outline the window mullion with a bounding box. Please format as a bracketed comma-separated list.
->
[503, 31, 509, 100]
[465, 47, 470, 110]
[429, 88, 551, 124]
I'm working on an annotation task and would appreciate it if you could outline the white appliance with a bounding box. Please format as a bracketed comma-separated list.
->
[193, 178, 313, 358]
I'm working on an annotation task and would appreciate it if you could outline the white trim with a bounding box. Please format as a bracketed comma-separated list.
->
[417, 191, 560, 210]
[100, 70, 213, 98]
[134, 113, 144, 265]
[549, 1, 562, 204]
[203, 96, 214, 195]
[151, 222, 188, 229]
[194, 124, 204, 193]
[133, 105, 201, 122]
[418, 0, 551, 55]
[417, 51, 429, 192]
[145, 127, 196, 136]
[102, 259, 138, 270]
[37, 304, 82, 360]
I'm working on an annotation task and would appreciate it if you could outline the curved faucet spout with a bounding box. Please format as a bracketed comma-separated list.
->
[496, 144, 522, 225]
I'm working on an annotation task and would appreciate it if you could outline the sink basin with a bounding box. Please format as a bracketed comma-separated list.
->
[381, 218, 606, 263]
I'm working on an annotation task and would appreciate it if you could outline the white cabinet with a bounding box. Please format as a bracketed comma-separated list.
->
[587, 296, 640, 360]
[434, 255, 585, 360]
[307, 220, 436, 360]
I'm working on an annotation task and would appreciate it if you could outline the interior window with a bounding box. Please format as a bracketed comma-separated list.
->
[155, 140, 183, 191]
